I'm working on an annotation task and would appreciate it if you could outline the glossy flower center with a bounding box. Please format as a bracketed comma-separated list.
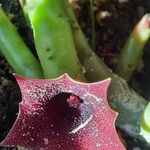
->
[67, 95, 81, 108]
[48, 92, 92, 134]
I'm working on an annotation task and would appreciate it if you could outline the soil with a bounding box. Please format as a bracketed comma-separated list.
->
[0, 0, 149, 150]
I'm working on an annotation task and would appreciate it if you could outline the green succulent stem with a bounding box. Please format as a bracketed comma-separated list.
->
[141, 102, 150, 143]
[0, 7, 44, 78]
[116, 14, 150, 81]
[62, 0, 111, 80]
[62, 0, 148, 143]
[23, 0, 85, 81]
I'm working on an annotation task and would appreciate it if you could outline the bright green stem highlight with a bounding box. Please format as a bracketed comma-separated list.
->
[24, 0, 85, 81]
[0, 7, 44, 78]
[116, 14, 150, 81]
[63, 0, 148, 143]
[141, 102, 150, 143]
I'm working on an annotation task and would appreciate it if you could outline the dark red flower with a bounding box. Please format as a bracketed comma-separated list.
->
[0, 74, 125, 150]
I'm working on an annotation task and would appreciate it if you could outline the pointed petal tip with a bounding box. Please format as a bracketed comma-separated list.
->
[13, 73, 26, 81]
[13, 73, 25, 78]
[61, 73, 70, 79]
[102, 77, 111, 84]
[98, 77, 111, 89]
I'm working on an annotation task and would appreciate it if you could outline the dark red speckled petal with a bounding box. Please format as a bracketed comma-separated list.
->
[0, 74, 126, 150]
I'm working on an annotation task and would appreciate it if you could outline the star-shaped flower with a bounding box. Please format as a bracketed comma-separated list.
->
[0, 74, 125, 150]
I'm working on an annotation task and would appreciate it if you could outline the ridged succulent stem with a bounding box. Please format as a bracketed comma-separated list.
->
[116, 14, 150, 81]
[0, 7, 44, 78]
[23, 0, 85, 81]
